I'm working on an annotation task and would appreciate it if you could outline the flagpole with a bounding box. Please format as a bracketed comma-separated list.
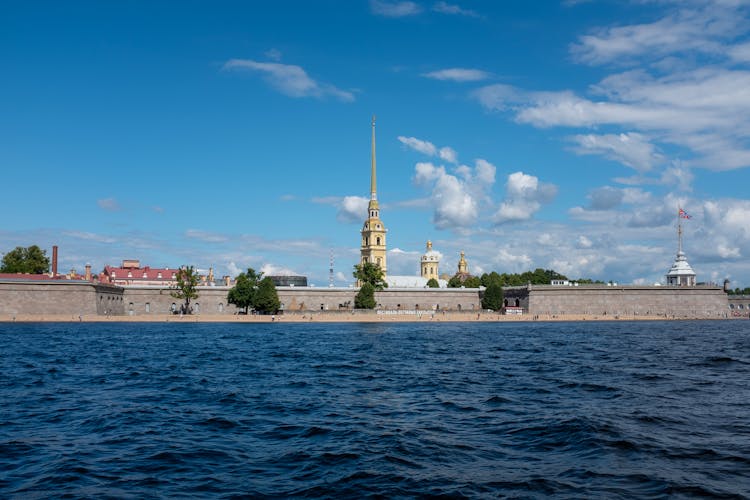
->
[677, 207, 683, 254]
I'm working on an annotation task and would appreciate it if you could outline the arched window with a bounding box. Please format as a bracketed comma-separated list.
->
[194, 303, 200, 313]
[218, 303, 224, 312]
[145, 302, 151, 313]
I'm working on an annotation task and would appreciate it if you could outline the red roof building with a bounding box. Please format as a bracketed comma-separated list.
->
[102, 260, 179, 287]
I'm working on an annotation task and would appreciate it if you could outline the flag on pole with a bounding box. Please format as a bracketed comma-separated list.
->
[679, 208, 691, 219]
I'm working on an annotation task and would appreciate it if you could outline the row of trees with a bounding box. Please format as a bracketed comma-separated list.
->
[170, 266, 280, 315]
[352, 262, 505, 311]
[448, 268, 570, 288]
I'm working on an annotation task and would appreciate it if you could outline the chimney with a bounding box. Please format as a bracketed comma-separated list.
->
[52, 245, 58, 277]
[85, 264, 92, 281]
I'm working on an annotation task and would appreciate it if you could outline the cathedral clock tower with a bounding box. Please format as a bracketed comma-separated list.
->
[360, 116, 387, 277]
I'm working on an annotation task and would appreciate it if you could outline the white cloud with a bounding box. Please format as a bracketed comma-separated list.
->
[414, 159, 497, 230]
[571, 132, 662, 172]
[312, 195, 369, 224]
[260, 263, 298, 276]
[338, 196, 369, 223]
[439, 147, 458, 163]
[432, 1, 479, 17]
[577, 235, 593, 249]
[370, 0, 422, 17]
[473, 67, 750, 170]
[223, 59, 354, 102]
[588, 186, 624, 210]
[398, 136, 459, 163]
[570, 4, 744, 66]
[423, 68, 490, 82]
[494, 171, 557, 224]
[97, 198, 121, 212]
[398, 136, 438, 156]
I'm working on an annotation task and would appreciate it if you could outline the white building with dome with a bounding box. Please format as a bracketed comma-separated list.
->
[386, 241, 449, 288]
[665, 209, 697, 286]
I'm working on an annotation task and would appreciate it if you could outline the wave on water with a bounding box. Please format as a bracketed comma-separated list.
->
[1, 320, 749, 498]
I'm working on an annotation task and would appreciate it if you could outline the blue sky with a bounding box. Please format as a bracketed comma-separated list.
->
[2, 0, 750, 287]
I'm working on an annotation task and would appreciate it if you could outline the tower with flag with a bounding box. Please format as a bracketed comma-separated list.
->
[665, 207, 697, 286]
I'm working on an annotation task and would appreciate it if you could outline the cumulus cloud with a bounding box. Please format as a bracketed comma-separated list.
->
[260, 263, 298, 276]
[439, 147, 458, 163]
[97, 198, 121, 212]
[423, 68, 490, 82]
[494, 172, 557, 224]
[223, 59, 354, 102]
[414, 159, 497, 230]
[312, 195, 369, 224]
[370, 0, 422, 17]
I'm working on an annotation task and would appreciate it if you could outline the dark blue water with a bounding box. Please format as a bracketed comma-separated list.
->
[2, 321, 749, 498]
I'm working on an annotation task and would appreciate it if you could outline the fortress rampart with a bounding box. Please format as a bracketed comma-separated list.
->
[502, 284, 729, 318]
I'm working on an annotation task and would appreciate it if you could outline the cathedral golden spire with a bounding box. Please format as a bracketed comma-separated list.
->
[370, 115, 377, 202]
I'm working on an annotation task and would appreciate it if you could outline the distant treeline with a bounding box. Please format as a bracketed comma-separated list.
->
[728, 287, 750, 295]
[448, 268, 604, 288]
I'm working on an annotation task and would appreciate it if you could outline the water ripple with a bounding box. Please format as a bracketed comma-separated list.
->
[1, 320, 749, 497]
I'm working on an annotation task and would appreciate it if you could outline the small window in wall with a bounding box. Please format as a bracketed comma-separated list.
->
[218, 303, 224, 313]
[376, 237, 381, 245]
[458, 304, 462, 311]
[740, 304, 746, 309]
[171, 303, 177, 313]
[194, 303, 200, 313]
[128, 302, 134, 316]
[145, 302, 151, 313]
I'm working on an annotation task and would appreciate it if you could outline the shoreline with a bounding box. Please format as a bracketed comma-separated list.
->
[0, 312, 739, 323]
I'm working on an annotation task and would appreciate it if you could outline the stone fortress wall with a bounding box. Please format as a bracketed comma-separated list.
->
[0, 281, 124, 317]
[0, 281, 481, 317]
[503, 284, 730, 318]
[0, 280, 736, 319]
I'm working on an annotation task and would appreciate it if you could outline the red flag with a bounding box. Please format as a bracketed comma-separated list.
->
[679, 208, 691, 219]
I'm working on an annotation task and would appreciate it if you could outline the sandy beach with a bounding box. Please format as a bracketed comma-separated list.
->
[1, 312, 727, 323]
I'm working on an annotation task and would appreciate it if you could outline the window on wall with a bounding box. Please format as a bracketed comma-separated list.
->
[145, 302, 151, 313]
[376, 237, 381, 245]
[218, 303, 224, 312]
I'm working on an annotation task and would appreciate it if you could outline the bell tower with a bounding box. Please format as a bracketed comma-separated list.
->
[360, 116, 387, 277]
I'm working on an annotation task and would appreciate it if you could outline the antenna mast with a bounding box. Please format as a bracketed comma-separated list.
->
[329, 250, 334, 288]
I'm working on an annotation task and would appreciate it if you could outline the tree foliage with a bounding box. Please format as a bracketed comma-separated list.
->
[227, 268, 263, 313]
[1, 245, 50, 274]
[728, 287, 750, 295]
[479, 268, 568, 287]
[481, 282, 504, 311]
[426, 278, 439, 288]
[170, 265, 200, 314]
[355, 282, 377, 309]
[254, 277, 281, 314]
[353, 262, 387, 290]
[463, 276, 482, 288]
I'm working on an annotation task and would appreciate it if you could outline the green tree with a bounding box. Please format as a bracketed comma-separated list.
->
[1, 245, 50, 274]
[353, 262, 387, 290]
[227, 268, 263, 314]
[355, 282, 377, 309]
[170, 265, 200, 314]
[426, 278, 439, 288]
[463, 276, 482, 288]
[254, 277, 281, 314]
[481, 282, 504, 311]
[447, 275, 463, 288]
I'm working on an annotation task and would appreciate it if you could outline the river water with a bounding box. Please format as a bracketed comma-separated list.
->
[1, 321, 749, 498]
